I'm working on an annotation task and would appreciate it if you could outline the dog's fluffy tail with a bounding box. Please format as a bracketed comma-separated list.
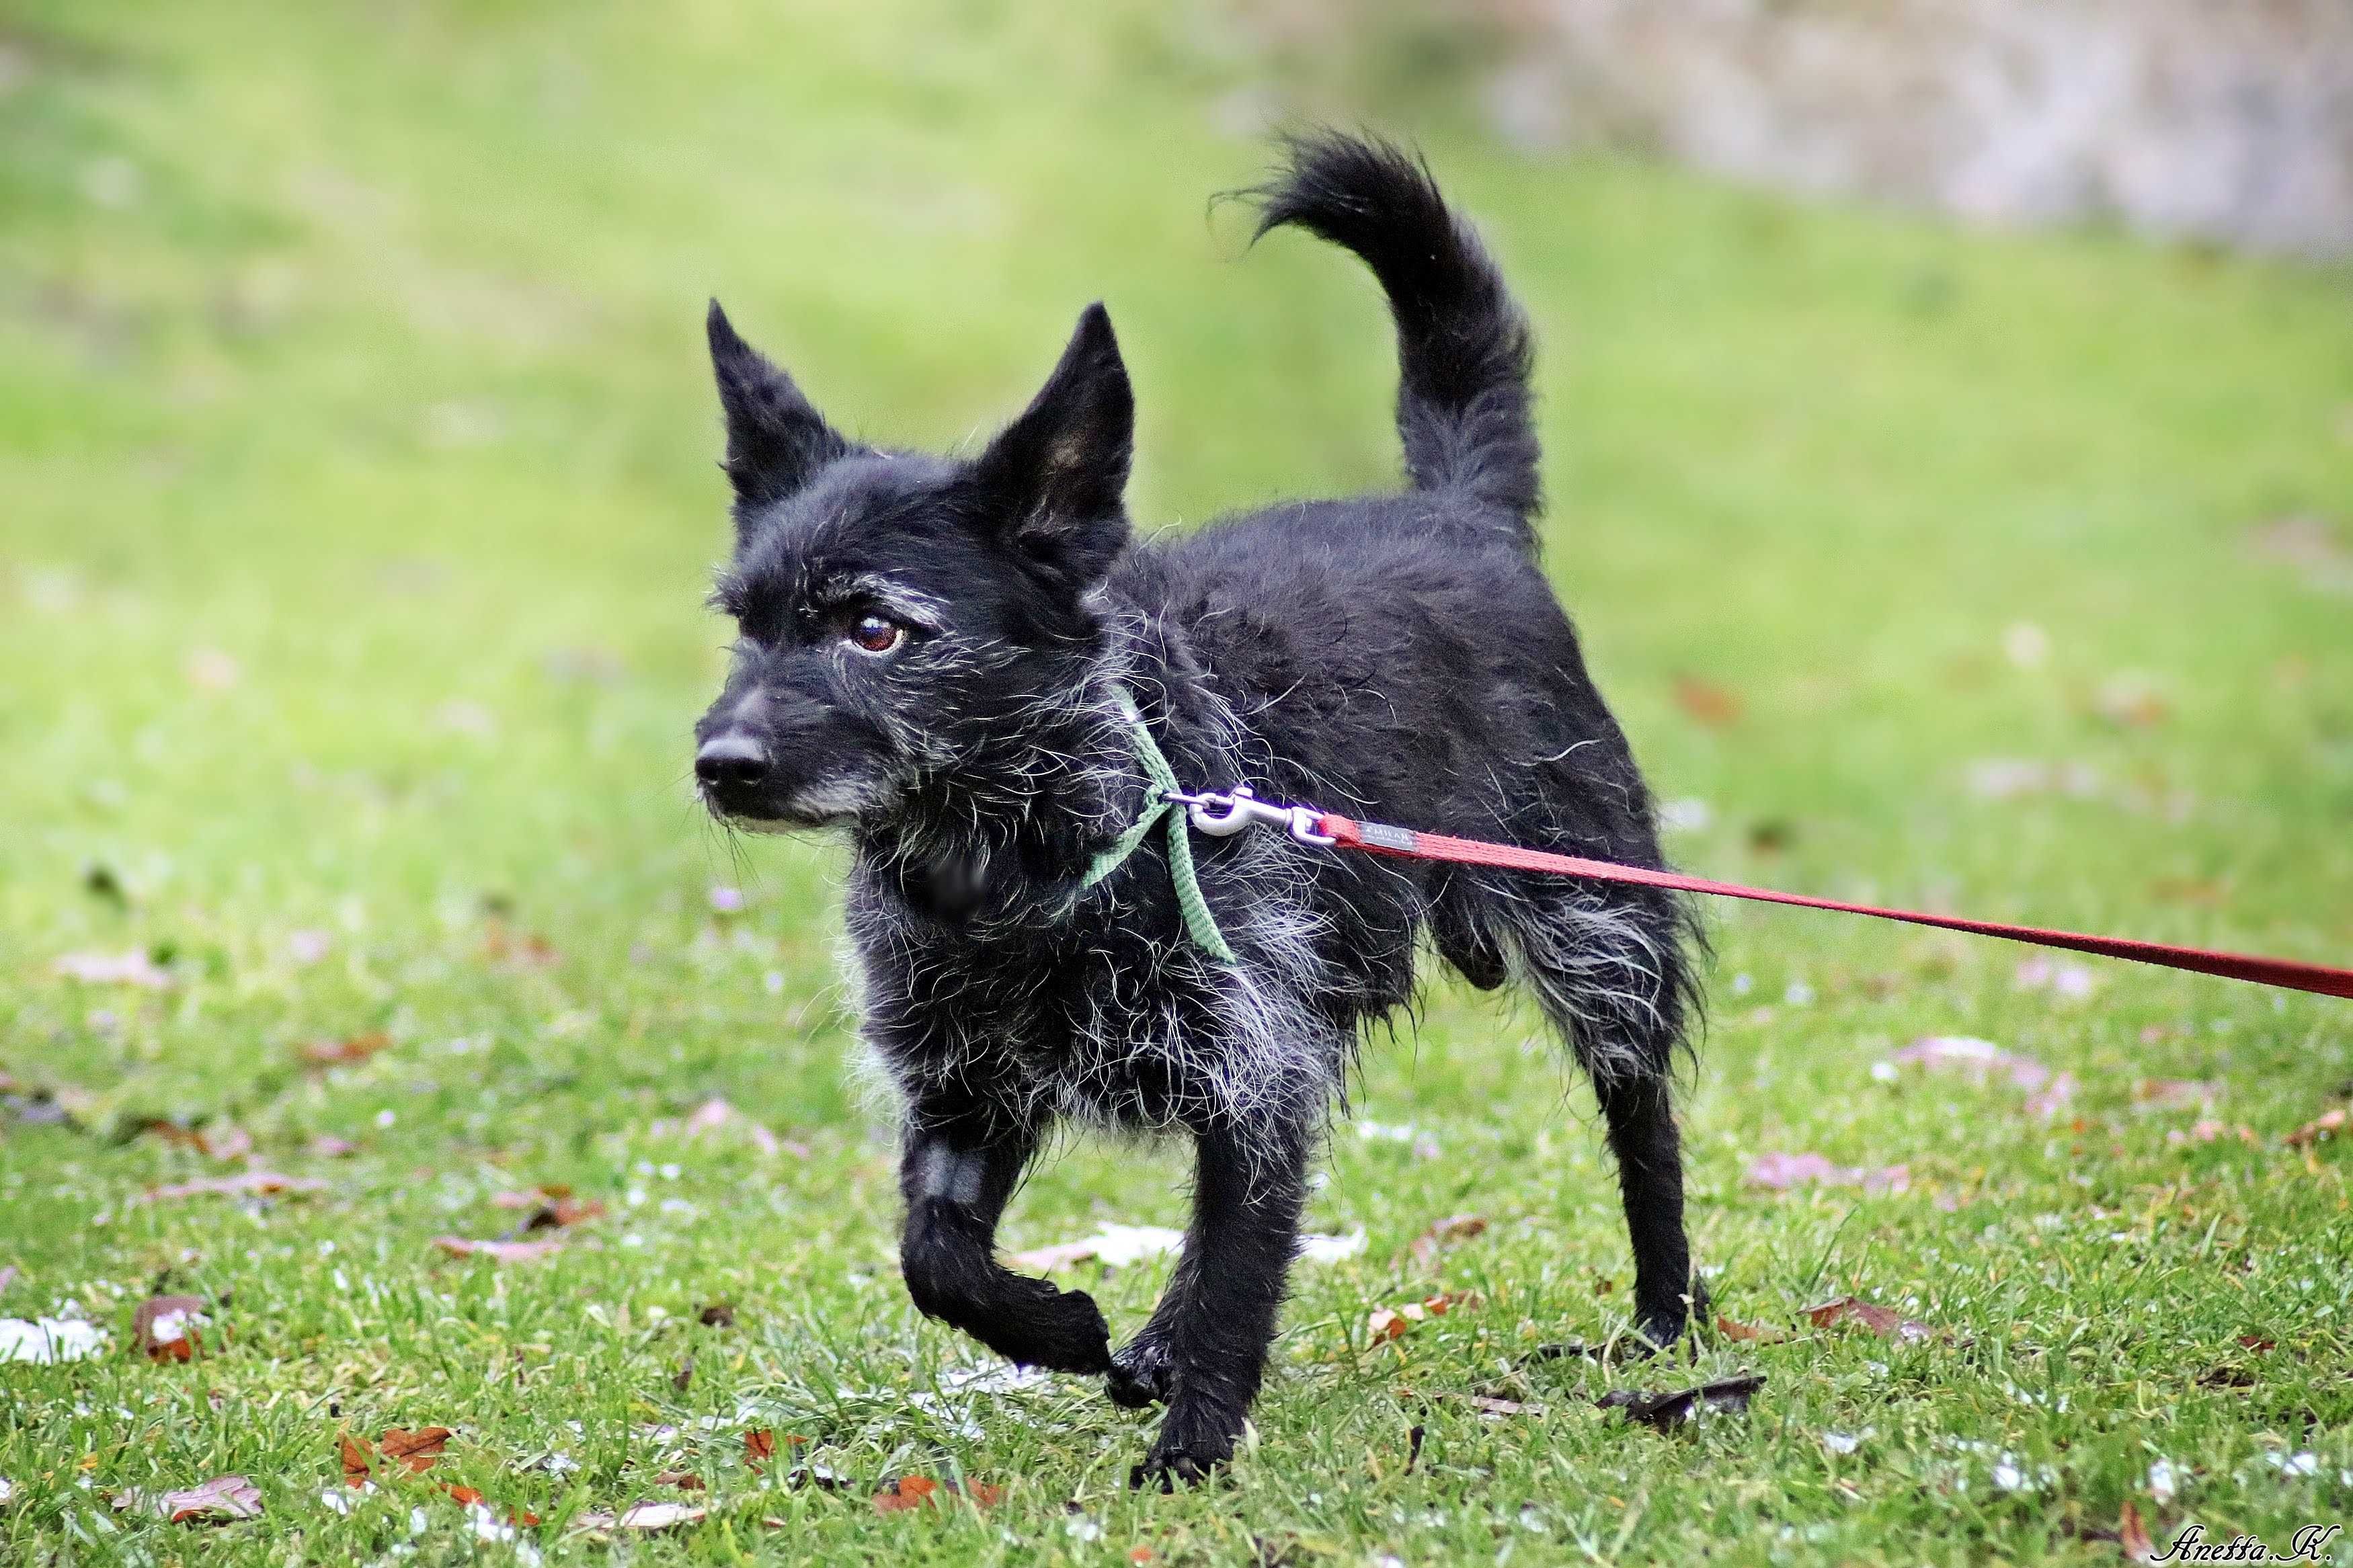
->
[1250, 130, 1540, 540]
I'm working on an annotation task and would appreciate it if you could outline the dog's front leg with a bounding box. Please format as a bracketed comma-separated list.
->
[1129, 1120, 1310, 1489]
[898, 1120, 1113, 1374]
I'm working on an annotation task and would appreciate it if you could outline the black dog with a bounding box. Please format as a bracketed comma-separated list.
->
[692, 131, 1702, 1487]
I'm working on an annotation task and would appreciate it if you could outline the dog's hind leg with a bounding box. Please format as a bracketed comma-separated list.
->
[1491, 878, 1702, 1349]
[897, 1114, 1115, 1374]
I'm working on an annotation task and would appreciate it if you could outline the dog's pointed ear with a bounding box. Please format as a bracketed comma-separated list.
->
[969, 303, 1133, 587]
[708, 300, 851, 525]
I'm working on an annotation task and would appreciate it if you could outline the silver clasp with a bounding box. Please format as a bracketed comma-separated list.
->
[1163, 784, 1335, 846]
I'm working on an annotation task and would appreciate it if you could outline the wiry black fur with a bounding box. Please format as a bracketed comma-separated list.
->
[691, 130, 1704, 1487]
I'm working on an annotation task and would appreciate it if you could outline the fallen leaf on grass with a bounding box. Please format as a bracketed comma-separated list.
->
[1006, 1224, 1183, 1273]
[482, 924, 559, 969]
[651, 1471, 705, 1491]
[873, 1475, 938, 1514]
[2090, 673, 2170, 729]
[143, 1171, 325, 1202]
[1597, 1373, 1765, 1430]
[132, 1295, 207, 1362]
[1893, 1036, 2052, 1092]
[301, 1032, 390, 1068]
[1468, 1395, 1528, 1416]
[871, 1475, 1002, 1514]
[1368, 1292, 1478, 1342]
[2022, 1071, 2078, 1120]
[2249, 513, 2353, 595]
[374, 1428, 452, 1473]
[1408, 1213, 1486, 1268]
[2135, 1079, 2221, 1113]
[1715, 1315, 1792, 1345]
[2014, 958, 2097, 999]
[672, 1096, 804, 1158]
[491, 1189, 606, 1231]
[54, 950, 173, 989]
[2169, 1119, 2258, 1148]
[2286, 1108, 2347, 1147]
[338, 1434, 374, 1488]
[0, 1317, 108, 1362]
[114, 1474, 262, 1523]
[1671, 675, 1742, 727]
[2120, 1497, 2157, 1561]
[433, 1236, 567, 1264]
[744, 1429, 776, 1471]
[1804, 1294, 1940, 1344]
[1745, 1151, 1909, 1194]
[145, 1122, 253, 1161]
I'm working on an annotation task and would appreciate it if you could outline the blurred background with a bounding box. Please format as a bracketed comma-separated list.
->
[1, 0, 2348, 1124]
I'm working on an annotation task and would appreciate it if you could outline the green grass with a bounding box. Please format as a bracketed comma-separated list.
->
[4, 1, 2352, 1562]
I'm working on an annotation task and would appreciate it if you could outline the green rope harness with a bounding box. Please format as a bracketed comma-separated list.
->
[1078, 691, 1236, 962]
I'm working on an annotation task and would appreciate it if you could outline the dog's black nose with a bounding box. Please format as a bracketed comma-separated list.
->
[695, 731, 768, 789]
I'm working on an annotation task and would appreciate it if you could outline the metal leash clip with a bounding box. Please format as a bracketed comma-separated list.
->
[1161, 785, 1337, 846]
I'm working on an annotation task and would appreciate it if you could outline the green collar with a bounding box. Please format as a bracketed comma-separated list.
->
[1078, 690, 1236, 962]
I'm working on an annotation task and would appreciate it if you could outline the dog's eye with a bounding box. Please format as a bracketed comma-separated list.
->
[845, 614, 906, 655]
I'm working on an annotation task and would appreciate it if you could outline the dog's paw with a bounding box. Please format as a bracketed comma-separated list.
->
[1626, 1303, 1693, 1360]
[1105, 1337, 1174, 1409]
[1127, 1444, 1226, 1491]
[1128, 1399, 1240, 1489]
[1023, 1286, 1115, 1375]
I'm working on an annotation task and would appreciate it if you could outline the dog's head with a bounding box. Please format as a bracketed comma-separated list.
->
[693, 301, 1133, 829]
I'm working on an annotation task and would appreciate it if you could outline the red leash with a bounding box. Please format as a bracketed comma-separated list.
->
[1162, 785, 2353, 999]
[1316, 813, 2353, 1000]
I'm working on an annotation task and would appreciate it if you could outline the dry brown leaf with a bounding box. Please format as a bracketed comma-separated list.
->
[652, 1471, 705, 1491]
[483, 925, 559, 969]
[147, 1122, 253, 1161]
[1408, 1213, 1487, 1268]
[1671, 675, 1742, 727]
[132, 1294, 206, 1362]
[143, 1171, 325, 1202]
[2135, 1079, 2220, 1113]
[338, 1434, 373, 1488]
[1367, 1307, 1408, 1343]
[301, 1032, 391, 1067]
[2120, 1497, 2157, 1561]
[433, 1236, 566, 1264]
[2286, 1107, 2347, 1147]
[114, 1473, 262, 1523]
[744, 1430, 776, 1471]
[375, 1428, 452, 1473]
[1714, 1314, 1791, 1345]
[1803, 1294, 1940, 1344]
[1468, 1395, 1528, 1415]
[1597, 1373, 1765, 1430]
[873, 1475, 940, 1514]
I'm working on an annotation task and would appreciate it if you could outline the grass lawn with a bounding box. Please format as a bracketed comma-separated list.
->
[4, 1, 2352, 1561]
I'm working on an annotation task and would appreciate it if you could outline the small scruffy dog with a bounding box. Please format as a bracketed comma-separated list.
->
[692, 132, 1701, 1486]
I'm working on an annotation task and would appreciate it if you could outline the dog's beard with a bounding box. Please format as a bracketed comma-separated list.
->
[702, 775, 888, 832]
